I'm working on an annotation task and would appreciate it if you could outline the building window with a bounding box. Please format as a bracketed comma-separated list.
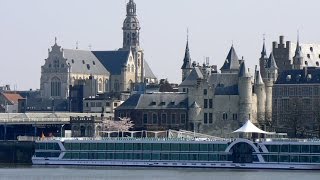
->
[143, 114, 148, 124]
[152, 113, 158, 124]
[161, 113, 167, 124]
[180, 113, 186, 124]
[114, 80, 119, 92]
[203, 89, 207, 95]
[204, 113, 208, 124]
[204, 99, 208, 109]
[86, 103, 89, 107]
[183, 88, 186, 92]
[233, 114, 238, 121]
[209, 99, 213, 108]
[223, 113, 228, 120]
[209, 113, 213, 124]
[51, 77, 61, 97]
[171, 114, 176, 124]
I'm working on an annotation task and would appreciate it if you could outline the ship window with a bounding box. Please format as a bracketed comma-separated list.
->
[311, 145, 320, 153]
[143, 143, 151, 150]
[63, 153, 71, 159]
[170, 154, 180, 160]
[290, 145, 300, 153]
[97, 153, 105, 159]
[189, 154, 198, 161]
[37, 143, 46, 150]
[219, 155, 227, 161]
[143, 153, 151, 160]
[279, 155, 290, 162]
[71, 153, 79, 159]
[263, 155, 269, 162]
[71, 143, 80, 150]
[106, 153, 114, 160]
[125, 143, 133, 150]
[106, 143, 115, 150]
[290, 156, 299, 163]
[301, 145, 310, 153]
[311, 156, 320, 163]
[97, 143, 106, 150]
[152, 153, 160, 160]
[180, 154, 188, 160]
[89, 143, 97, 150]
[190, 144, 199, 151]
[199, 144, 208, 151]
[152, 143, 161, 151]
[123, 153, 132, 160]
[180, 144, 189, 151]
[199, 154, 208, 161]
[114, 153, 123, 160]
[280, 145, 289, 152]
[208, 154, 218, 161]
[269, 155, 278, 162]
[171, 144, 180, 151]
[267, 145, 279, 152]
[133, 143, 142, 150]
[115, 143, 124, 150]
[133, 153, 142, 160]
[79, 152, 88, 159]
[162, 143, 170, 151]
[218, 144, 228, 151]
[299, 156, 310, 163]
[81, 143, 89, 150]
[88, 153, 95, 159]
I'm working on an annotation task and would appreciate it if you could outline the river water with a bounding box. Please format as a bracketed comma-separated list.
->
[0, 166, 319, 180]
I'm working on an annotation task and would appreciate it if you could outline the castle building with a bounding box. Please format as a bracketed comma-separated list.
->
[179, 40, 271, 136]
[40, 0, 157, 100]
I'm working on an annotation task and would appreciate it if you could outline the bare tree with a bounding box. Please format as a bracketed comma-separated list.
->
[101, 117, 134, 132]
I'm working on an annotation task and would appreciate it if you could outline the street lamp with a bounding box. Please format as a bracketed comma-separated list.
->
[60, 124, 65, 138]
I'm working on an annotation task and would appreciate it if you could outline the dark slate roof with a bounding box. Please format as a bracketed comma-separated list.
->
[92, 50, 130, 75]
[276, 68, 320, 84]
[116, 93, 188, 110]
[238, 61, 250, 77]
[144, 61, 157, 79]
[64, 49, 109, 75]
[181, 40, 192, 69]
[214, 85, 239, 95]
[220, 46, 240, 71]
[267, 52, 278, 69]
[179, 67, 204, 87]
[261, 41, 268, 59]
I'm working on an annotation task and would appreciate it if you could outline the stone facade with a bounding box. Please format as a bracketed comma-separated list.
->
[180, 41, 273, 137]
[40, 0, 156, 100]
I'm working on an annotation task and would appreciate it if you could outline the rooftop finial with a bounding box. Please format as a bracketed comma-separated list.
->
[76, 41, 79, 50]
[187, 28, 189, 42]
[297, 29, 300, 44]
[54, 37, 57, 44]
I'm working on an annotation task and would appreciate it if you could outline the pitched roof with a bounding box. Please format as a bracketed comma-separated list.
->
[92, 50, 130, 75]
[116, 93, 188, 110]
[267, 52, 278, 69]
[179, 67, 204, 86]
[144, 61, 157, 79]
[221, 46, 240, 71]
[63, 49, 109, 75]
[181, 40, 192, 69]
[1, 93, 23, 105]
[275, 68, 320, 84]
[239, 61, 250, 77]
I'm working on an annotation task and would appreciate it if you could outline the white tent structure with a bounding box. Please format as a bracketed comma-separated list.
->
[233, 120, 274, 135]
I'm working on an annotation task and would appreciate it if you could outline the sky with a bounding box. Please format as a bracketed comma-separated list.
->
[1, 0, 320, 90]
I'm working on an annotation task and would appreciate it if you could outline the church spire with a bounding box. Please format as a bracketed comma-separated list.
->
[181, 30, 192, 69]
[122, 0, 140, 49]
[261, 35, 267, 58]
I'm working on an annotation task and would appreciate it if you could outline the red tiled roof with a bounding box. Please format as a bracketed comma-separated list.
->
[1, 93, 24, 104]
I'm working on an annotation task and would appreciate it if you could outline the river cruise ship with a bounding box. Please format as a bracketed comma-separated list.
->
[32, 130, 320, 170]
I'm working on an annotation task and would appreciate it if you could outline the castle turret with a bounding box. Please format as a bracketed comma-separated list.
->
[238, 61, 252, 123]
[259, 38, 269, 79]
[181, 36, 193, 82]
[254, 70, 266, 125]
[264, 52, 278, 124]
[293, 37, 304, 70]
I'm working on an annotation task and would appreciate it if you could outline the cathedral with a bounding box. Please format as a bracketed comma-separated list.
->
[40, 0, 157, 100]
[179, 38, 276, 136]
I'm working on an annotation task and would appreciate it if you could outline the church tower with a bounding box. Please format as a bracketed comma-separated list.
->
[122, 0, 140, 49]
[181, 35, 193, 82]
[122, 0, 144, 83]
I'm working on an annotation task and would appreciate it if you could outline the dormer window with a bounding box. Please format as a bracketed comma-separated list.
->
[307, 54, 311, 59]
[93, 61, 95, 65]
[150, 101, 156, 106]
[87, 64, 90, 70]
[286, 75, 291, 81]
[82, 60, 85, 64]
[305, 61, 308, 65]
[170, 101, 175, 105]
[307, 74, 312, 81]
[310, 47, 314, 52]
[160, 102, 165, 106]
[296, 74, 301, 82]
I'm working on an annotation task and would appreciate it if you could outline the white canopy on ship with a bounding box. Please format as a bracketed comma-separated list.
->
[233, 120, 274, 134]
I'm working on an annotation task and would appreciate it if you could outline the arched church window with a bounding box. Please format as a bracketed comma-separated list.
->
[49, 64, 52, 68]
[132, 33, 136, 38]
[114, 80, 119, 92]
[127, 65, 130, 72]
[51, 77, 61, 97]
[105, 79, 109, 92]
[98, 79, 103, 92]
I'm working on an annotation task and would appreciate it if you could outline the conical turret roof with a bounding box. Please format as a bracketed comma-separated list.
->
[255, 70, 264, 85]
[181, 40, 192, 69]
[239, 61, 250, 77]
[221, 46, 240, 71]
[267, 52, 278, 69]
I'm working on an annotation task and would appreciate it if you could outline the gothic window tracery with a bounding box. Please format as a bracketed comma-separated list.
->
[51, 77, 61, 97]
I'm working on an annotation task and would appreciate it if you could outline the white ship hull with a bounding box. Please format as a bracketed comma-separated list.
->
[32, 158, 320, 170]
